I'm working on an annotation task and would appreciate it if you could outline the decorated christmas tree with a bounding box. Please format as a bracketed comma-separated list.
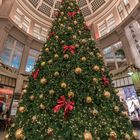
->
[6, 0, 138, 139]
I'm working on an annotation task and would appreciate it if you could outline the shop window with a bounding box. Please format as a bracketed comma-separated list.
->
[13, 8, 30, 33]
[33, 24, 48, 41]
[25, 49, 40, 72]
[118, 3, 125, 20]
[103, 42, 127, 70]
[0, 36, 24, 69]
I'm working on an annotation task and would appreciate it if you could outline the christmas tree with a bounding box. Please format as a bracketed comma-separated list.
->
[6, 0, 138, 140]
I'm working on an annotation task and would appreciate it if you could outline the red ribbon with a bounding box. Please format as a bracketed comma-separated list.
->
[102, 76, 110, 85]
[63, 45, 75, 54]
[32, 68, 40, 80]
[67, 12, 77, 18]
[47, 32, 55, 39]
[53, 96, 75, 118]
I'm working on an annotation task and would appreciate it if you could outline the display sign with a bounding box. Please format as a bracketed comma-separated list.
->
[123, 86, 137, 99]
[10, 100, 19, 116]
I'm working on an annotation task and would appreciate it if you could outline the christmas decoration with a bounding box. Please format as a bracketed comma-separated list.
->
[103, 91, 111, 98]
[63, 54, 69, 60]
[68, 91, 75, 98]
[53, 96, 75, 118]
[15, 128, 24, 139]
[45, 48, 49, 53]
[40, 103, 45, 110]
[8, 0, 135, 139]
[40, 77, 47, 84]
[67, 11, 77, 18]
[93, 65, 100, 71]
[132, 131, 138, 139]
[47, 127, 53, 136]
[63, 45, 75, 54]
[18, 107, 25, 113]
[110, 131, 117, 140]
[29, 95, 35, 101]
[32, 68, 39, 80]
[84, 131, 93, 140]
[61, 82, 67, 89]
[102, 75, 110, 86]
[75, 67, 82, 74]
[41, 62, 46, 67]
[86, 96, 92, 103]
[124, 133, 131, 140]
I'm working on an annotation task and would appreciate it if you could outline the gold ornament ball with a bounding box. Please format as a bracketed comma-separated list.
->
[78, 31, 82, 34]
[97, 53, 102, 58]
[84, 131, 93, 140]
[74, 20, 78, 25]
[92, 78, 98, 83]
[124, 134, 131, 140]
[19, 107, 25, 113]
[93, 65, 100, 71]
[49, 89, 55, 95]
[39, 94, 44, 99]
[32, 115, 37, 123]
[41, 61, 46, 67]
[86, 96, 92, 103]
[47, 127, 53, 135]
[63, 54, 69, 60]
[22, 89, 27, 94]
[48, 60, 53, 64]
[81, 57, 86, 62]
[68, 91, 75, 98]
[132, 130, 138, 138]
[68, 6, 71, 9]
[54, 54, 59, 59]
[61, 12, 64, 15]
[110, 131, 117, 139]
[73, 35, 77, 39]
[61, 82, 67, 89]
[68, 27, 72, 30]
[40, 77, 47, 85]
[101, 68, 105, 72]
[15, 128, 24, 140]
[45, 48, 49, 53]
[40, 103, 45, 110]
[30, 95, 35, 101]
[54, 72, 59, 77]
[60, 24, 64, 27]
[114, 106, 119, 112]
[75, 44, 79, 48]
[121, 111, 128, 117]
[70, 2, 73, 6]
[5, 134, 9, 140]
[75, 67, 82, 74]
[64, 16, 67, 20]
[103, 91, 111, 98]
[55, 35, 59, 39]
[90, 109, 98, 116]
[81, 39, 87, 44]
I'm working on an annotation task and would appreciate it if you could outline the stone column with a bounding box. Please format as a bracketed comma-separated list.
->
[18, 37, 32, 74]
[0, 21, 13, 54]
[116, 28, 134, 65]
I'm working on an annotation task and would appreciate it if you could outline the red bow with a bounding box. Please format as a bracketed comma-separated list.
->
[63, 45, 75, 54]
[32, 69, 40, 80]
[102, 76, 110, 85]
[53, 96, 75, 118]
[67, 12, 77, 18]
[48, 32, 55, 39]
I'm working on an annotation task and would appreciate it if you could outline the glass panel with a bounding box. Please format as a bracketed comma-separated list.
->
[25, 49, 40, 72]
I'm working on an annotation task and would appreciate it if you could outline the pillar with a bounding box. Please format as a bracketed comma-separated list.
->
[116, 28, 134, 65]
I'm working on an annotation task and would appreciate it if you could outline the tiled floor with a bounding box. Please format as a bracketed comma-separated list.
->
[0, 129, 140, 140]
